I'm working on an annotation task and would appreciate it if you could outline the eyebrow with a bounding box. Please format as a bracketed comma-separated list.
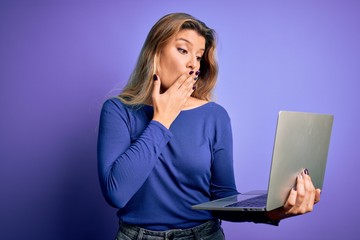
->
[176, 38, 205, 52]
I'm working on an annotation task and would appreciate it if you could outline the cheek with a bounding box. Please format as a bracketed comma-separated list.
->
[158, 58, 182, 87]
[160, 56, 179, 73]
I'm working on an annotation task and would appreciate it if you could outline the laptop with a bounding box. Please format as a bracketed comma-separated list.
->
[192, 111, 334, 212]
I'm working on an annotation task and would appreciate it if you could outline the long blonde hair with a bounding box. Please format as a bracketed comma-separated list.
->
[118, 13, 218, 106]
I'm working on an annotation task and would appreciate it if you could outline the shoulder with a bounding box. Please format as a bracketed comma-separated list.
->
[100, 97, 137, 123]
[100, 98, 152, 127]
[205, 103, 233, 143]
[207, 102, 229, 114]
[101, 97, 143, 115]
[187, 101, 231, 131]
[205, 102, 231, 122]
[102, 97, 126, 111]
[99, 98, 126, 122]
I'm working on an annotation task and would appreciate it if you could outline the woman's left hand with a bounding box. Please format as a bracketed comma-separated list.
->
[265, 169, 321, 221]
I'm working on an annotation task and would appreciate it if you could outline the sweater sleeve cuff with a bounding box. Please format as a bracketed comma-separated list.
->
[213, 211, 280, 226]
[148, 120, 173, 144]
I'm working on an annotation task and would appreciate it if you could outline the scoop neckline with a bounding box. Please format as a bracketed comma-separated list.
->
[180, 101, 213, 112]
[141, 101, 214, 112]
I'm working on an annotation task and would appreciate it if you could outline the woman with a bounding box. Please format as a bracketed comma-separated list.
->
[97, 13, 321, 240]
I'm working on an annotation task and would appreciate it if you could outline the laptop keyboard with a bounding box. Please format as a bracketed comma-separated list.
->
[225, 194, 267, 208]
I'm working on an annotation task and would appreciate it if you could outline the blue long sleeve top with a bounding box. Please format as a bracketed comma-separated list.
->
[97, 98, 239, 230]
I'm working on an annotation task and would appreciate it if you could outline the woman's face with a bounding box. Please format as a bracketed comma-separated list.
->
[157, 29, 205, 90]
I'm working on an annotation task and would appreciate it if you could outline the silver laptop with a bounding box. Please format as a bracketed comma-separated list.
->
[192, 111, 334, 212]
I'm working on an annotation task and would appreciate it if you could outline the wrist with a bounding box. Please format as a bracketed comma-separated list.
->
[265, 207, 288, 221]
[152, 117, 171, 129]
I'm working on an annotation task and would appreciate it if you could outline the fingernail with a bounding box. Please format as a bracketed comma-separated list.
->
[304, 169, 309, 175]
[192, 86, 196, 90]
[153, 74, 158, 81]
[189, 70, 194, 75]
[298, 173, 303, 180]
[194, 76, 199, 81]
[195, 70, 200, 76]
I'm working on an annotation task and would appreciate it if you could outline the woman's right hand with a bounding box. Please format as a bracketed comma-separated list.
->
[152, 71, 196, 129]
[265, 169, 321, 221]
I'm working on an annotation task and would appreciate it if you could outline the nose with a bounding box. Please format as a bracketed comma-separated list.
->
[186, 54, 198, 70]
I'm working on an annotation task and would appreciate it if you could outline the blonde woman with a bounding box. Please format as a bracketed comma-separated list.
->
[97, 13, 320, 240]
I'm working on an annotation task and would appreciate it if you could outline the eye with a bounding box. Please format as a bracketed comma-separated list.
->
[196, 56, 203, 62]
[177, 48, 188, 54]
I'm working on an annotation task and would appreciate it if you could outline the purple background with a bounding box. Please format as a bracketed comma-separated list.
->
[1, 0, 359, 239]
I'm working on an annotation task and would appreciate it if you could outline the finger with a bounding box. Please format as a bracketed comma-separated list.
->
[304, 175, 316, 211]
[284, 188, 297, 213]
[152, 74, 161, 99]
[175, 72, 196, 100]
[179, 71, 196, 90]
[185, 75, 197, 93]
[302, 172, 313, 208]
[167, 71, 193, 93]
[303, 171, 316, 210]
[179, 70, 195, 85]
[314, 188, 321, 204]
[294, 173, 305, 209]
[177, 84, 195, 103]
[186, 84, 196, 98]
[307, 191, 315, 211]
[303, 170, 315, 192]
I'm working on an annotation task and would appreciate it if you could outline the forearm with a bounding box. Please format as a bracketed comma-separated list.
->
[99, 121, 171, 208]
[98, 101, 173, 208]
